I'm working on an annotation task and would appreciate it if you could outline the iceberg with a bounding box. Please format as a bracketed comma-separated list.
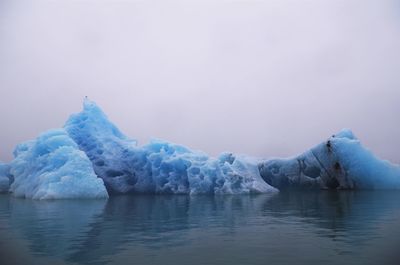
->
[64, 99, 274, 195]
[1, 98, 399, 199]
[0, 162, 12, 193]
[258, 129, 400, 190]
[9, 129, 108, 199]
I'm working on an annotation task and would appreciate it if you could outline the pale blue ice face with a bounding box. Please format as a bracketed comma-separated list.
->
[9, 129, 109, 199]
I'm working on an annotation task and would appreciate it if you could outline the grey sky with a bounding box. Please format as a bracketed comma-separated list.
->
[0, 0, 399, 163]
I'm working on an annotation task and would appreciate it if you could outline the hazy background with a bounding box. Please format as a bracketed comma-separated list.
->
[0, 0, 399, 163]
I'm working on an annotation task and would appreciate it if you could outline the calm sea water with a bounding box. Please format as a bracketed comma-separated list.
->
[0, 191, 399, 265]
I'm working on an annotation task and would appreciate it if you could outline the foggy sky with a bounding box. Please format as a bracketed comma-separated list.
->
[0, 0, 399, 163]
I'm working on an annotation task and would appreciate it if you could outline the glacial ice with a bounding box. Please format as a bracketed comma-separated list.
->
[258, 129, 400, 190]
[9, 129, 109, 199]
[0, 162, 12, 193]
[1, 98, 399, 200]
[64, 99, 274, 195]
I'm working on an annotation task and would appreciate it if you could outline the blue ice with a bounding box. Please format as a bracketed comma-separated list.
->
[258, 129, 400, 190]
[9, 129, 108, 199]
[0, 162, 12, 193]
[1, 98, 399, 199]
[64, 99, 274, 195]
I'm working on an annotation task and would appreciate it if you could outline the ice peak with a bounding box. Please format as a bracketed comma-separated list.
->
[332, 128, 357, 140]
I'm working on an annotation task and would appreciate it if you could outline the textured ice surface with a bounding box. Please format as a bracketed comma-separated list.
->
[258, 129, 400, 190]
[64, 99, 274, 194]
[9, 129, 108, 199]
[0, 162, 12, 193]
[64, 99, 139, 194]
[2, 99, 399, 199]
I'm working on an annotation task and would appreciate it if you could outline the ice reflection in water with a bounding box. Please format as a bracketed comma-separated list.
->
[0, 191, 400, 265]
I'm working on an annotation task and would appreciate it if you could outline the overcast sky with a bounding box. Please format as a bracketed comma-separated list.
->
[0, 0, 399, 163]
